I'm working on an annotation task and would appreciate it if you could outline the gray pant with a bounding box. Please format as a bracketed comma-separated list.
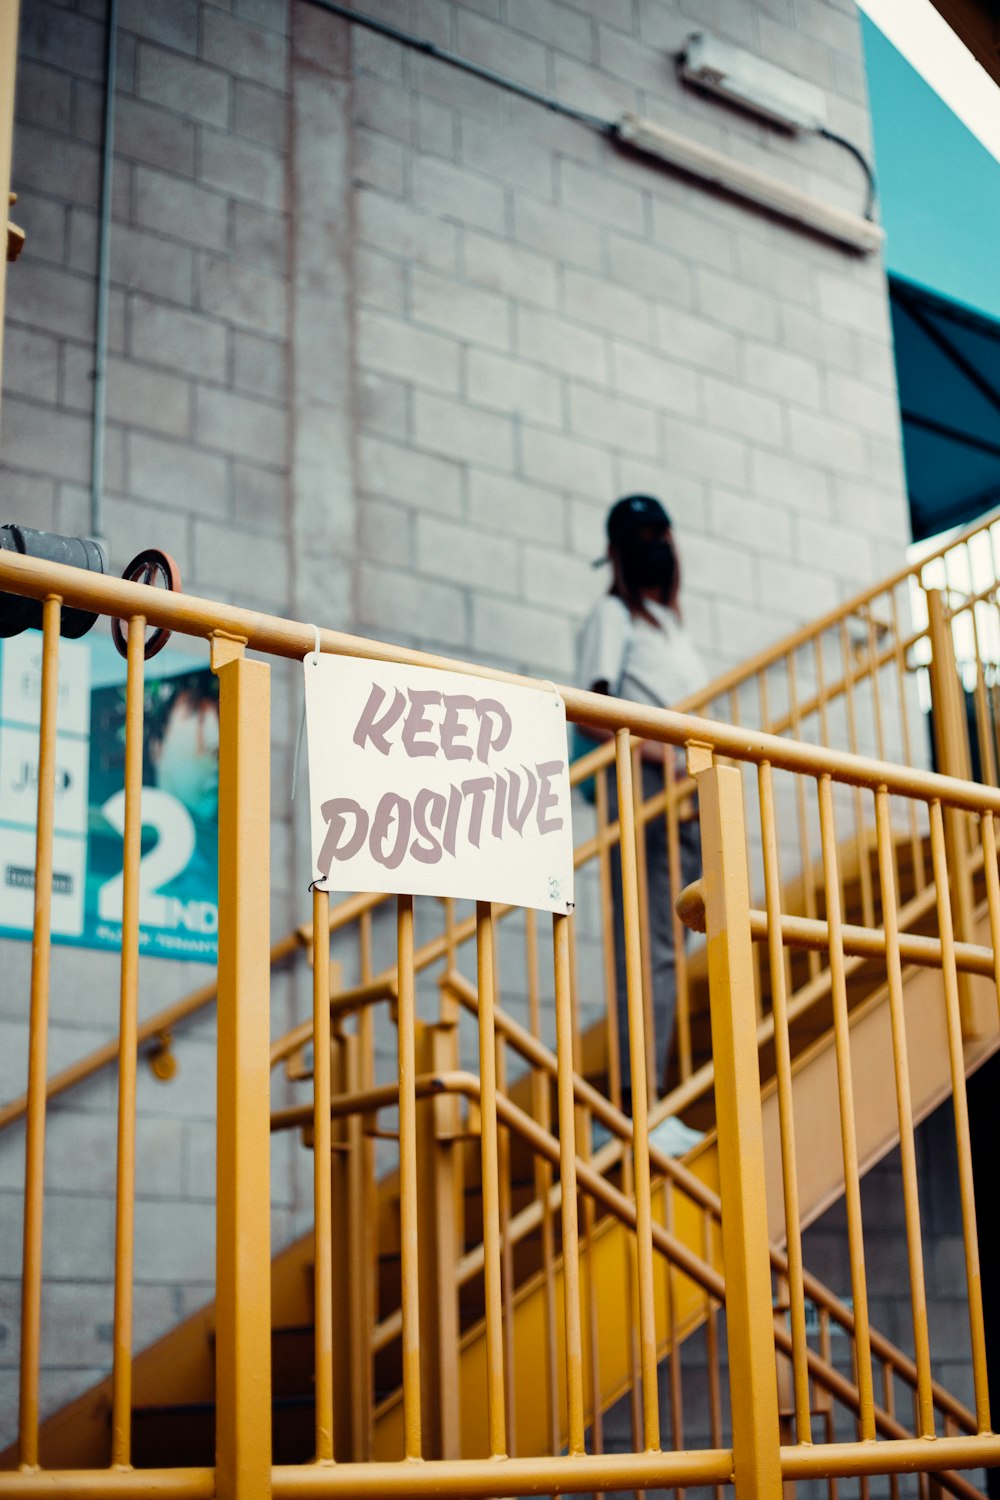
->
[606, 759, 702, 1108]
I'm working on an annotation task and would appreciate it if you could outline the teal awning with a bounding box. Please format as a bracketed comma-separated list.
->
[890, 276, 1000, 541]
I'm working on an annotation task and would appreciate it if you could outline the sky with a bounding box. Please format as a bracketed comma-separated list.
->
[858, 0, 1000, 321]
[858, 0, 1000, 166]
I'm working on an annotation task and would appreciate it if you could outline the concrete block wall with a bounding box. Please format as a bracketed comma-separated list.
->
[340, 0, 910, 685]
[0, 0, 919, 1447]
[2, 0, 292, 608]
[0, 0, 305, 1446]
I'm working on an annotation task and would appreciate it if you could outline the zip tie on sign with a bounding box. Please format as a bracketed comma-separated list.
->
[291, 625, 322, 801]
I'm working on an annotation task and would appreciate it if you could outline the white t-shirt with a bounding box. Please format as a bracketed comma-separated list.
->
[577, 594, 706, 709]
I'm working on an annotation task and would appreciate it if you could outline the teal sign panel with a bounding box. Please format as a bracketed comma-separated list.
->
[0, 633, 219, 962]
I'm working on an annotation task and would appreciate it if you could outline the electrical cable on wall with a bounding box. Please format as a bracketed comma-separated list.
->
[306, 0, 880, 251]
[818, 126, 878, 221]
[307, 0, 616, 134]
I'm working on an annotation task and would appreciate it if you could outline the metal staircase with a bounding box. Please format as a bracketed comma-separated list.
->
[4, 511, 1000, 1496]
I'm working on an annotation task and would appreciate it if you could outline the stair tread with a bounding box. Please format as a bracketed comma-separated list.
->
[134, 1393, 315, 1418]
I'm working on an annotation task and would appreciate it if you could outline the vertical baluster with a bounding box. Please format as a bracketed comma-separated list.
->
[553, 909, 585, 1455]
[874, 787, 934, 1434]
[358, 906, 376, 1458]
[810, 634, 836, 1005]
[623, 1153, 644, 1472]
[581, 1193, 602, 1454]
[990, 521, 1000, 602]
[839, 620, 876, 930]
[889, 589, 926, 892]
[494, 1013, 516, 1454]
[664, 750, 691, 1081]
[703, 1212, 724, 1500]
[788, 652, 821, 980]
[981, 813, 1000, 1029]
[615, 729, 661, 1451]
[17, 596, 60, 1469]
[525, 907, 559, 1453]
[759, 761, 811, 1443]
[882, 1362, 900, 1500]
[110, 616, 145, 1468]
[567, 914, 603, 1454]
[595, 760, 622, 1109]
[758, 666, 773, 735]
[969, 607, 997, 785]
[476, 900, 507, 1455]
[312, 888, 335, 1461]
[345, 1022, 369, 1462]
[760, 674, 794, 999]
[397, 893, 422, 1459]
[819, 1310, 838, 1500]
[942, 541, 958, 612]
[727, 689, 764, 1023]
[442, 894, 456, 977]
[817, 774, 875, 1440]
[663, 1181, 682, 1484]
[813, 632, 831, 747]
[632, 741, 656, 1102]
[927, 591, 983, 1036]
[864, 605, 887, 763]
[928, 802, 991, 1433]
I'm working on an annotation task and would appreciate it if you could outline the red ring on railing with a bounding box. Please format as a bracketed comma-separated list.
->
[111, 548, 182, 660]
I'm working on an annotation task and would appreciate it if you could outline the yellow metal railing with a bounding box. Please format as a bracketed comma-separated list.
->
[6, 506, 999, 1139]
[3, 542, 1000, 1496]
[265, 953, 988, 1484]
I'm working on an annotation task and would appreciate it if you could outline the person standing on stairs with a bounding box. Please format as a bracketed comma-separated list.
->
[576, 494, 706, 1158]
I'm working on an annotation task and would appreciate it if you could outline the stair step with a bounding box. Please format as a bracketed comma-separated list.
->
[272, 1324, 315, 1398]
[132, 1395, 317, 1468]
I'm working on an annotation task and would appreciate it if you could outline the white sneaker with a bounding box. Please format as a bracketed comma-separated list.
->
[648, 1115, 705, 1157]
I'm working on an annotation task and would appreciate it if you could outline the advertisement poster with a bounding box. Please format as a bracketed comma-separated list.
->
[0, 633, 219, 962]
[305, 654, 575, 915]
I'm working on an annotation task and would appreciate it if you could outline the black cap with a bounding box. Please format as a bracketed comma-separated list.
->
[594, 495, 671, 564]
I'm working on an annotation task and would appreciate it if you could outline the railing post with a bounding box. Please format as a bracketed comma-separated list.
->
[212, 637, 272, 1500]
[691, 750, 782, 1500]
[328, 1027, 353, 1461]
[415, 1014, 462, 1459]
[927, 589, 972, 784]
[926, 590, 986, 1036]
[343, 1026, 374, 1462]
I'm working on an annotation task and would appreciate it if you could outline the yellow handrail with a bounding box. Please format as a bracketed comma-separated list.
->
[5, 504, 999, 1134]
[674, 502, 1000, 719]
[272, 1066, 982, 1500]
[271, 943, 981, 1451]
[5, 543, 1000, 1493]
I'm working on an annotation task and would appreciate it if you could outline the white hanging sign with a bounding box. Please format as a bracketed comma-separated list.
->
[304, 654, 574, 914]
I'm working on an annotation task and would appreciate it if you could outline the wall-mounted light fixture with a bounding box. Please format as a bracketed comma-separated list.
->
[679, 32, 829, 133]
[664, 31, 879, 238]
